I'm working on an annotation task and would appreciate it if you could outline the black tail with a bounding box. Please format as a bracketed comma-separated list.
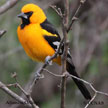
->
[66, 60, 91, 100]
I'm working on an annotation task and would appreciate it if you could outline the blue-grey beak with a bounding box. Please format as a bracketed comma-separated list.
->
[17, 12, 28, 19]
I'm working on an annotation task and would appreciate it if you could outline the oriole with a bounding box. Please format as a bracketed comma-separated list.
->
[17, 3, 91, 100]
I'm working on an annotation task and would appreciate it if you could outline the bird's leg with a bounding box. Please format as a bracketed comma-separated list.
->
[45, 56, 52, 65]
[35, 68, 44, 81]
[35, 55, 53, 81]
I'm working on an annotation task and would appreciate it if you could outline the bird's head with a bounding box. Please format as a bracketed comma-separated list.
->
[18, 4, 46, 25]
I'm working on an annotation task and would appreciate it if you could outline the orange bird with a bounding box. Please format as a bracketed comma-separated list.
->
[17, 3, 91, 100]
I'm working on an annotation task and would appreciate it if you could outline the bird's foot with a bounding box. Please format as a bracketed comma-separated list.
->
[35, 71, 44, 80]
[45, 56, 52, 65]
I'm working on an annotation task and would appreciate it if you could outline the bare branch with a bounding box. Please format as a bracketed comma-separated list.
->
[50, 5, 63, 18]
[44, 68, 108, 108]
[44, 69, 65, 77]
[7, 83, 29, 99]
[84, 93, 97, 108]
[0, 0, 20, 15]
[7, 82, 39, 108]
[67, 0, 87, 32]
[44, 67, 108, 99]
[68, 73, 108, 107]
[9, 73, 39, 108]
[60, 0, 69, 107]
[0, 81, 32, 107]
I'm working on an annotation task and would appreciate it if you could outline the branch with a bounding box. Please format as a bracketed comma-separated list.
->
[60, 0, 69, 107]
[84, 93, 97, 108]
[67, 0, 87, 32]
[0, 81, 32, 108]
[8, 72, 39, 108]
[69, 73, 108, 107]
[8, 82, 38, 108]
[42, 69, 108, 99]
[43, 69, 64, 77]
[41, 69, 108, 108]
[50, 5, 63, 18]
[0, 0, 19, 15]
[2, 72, 39, 108]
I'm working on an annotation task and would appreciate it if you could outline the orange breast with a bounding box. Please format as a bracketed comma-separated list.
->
[17, 24, 61, 65]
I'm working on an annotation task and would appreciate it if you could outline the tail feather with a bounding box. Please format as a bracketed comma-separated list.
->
[66, 60, 91, 100]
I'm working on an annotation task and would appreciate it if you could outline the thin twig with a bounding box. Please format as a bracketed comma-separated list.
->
[43, 69, 65, 77]
[0, 0, 20, 15]
[0, 81, 32, 107]
[43, 68, 108, 108]
[6, 72, 39, 108]
[67, 0, 87, 32]
[6, 82, 39, 108]
[11, 73, 39, 108]
[44, 68, 108, 98]
[70, 74, 108, 97]
[7, 83, 28, 97]
[68, 73, 108, 107]
[50, 5, 63, 18]
[38, 67, 108, 100]
[84, 93, 97, 108]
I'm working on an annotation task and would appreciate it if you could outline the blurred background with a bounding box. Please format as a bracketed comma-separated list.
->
[0, 0, 108, 108]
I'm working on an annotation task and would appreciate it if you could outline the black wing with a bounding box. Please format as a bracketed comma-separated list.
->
[40, 19, 62, 52]
[40, 19, 60, 36]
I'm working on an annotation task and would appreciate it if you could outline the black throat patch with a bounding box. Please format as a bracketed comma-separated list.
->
[20, 18, 30, 29]
[20, 12, 33, 29]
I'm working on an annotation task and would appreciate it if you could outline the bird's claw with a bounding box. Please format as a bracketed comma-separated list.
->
[45, 56, 52, 65]
[35, 72, 44, 80]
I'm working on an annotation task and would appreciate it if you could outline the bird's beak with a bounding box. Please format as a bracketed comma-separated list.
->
[17, 12, 28, 19]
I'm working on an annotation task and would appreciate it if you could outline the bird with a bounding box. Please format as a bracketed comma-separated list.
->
[17, 3, 91, 100]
